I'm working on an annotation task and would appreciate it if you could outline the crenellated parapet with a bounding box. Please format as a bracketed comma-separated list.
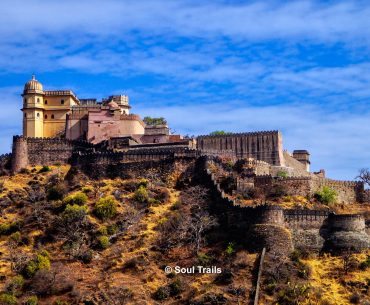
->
[197, 130, 285, 166]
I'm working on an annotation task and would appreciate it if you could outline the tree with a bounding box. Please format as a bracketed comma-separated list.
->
[357, 168, 370, 187]
[143, 116, 167, 126]
[209, 130, 232, 136]
[188, 204, 218, 254]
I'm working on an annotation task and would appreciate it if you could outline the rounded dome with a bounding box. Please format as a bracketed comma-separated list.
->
[24, 75, 43, 94]
[107, 101, 119, 109]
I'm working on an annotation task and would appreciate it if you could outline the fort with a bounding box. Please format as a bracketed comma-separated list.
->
[2, 76, 369, 255]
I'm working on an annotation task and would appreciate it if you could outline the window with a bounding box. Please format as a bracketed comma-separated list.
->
[61, 99, 65, 105]
[45, 100, 48, 104]
[24, 98, 27, 104]
[44, 114, 48, 119]
[24, 113, 27, 118]
[37, 98, 40, 103]
[51, 114, 55, 119]
[37, 113, 40, 118]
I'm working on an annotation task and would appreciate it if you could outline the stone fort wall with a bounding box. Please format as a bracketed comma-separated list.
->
[241, 175, 365, 204]
[197, 131, 285, 166]
[11, 136, 95, 173]
[201, 157, 369, 254]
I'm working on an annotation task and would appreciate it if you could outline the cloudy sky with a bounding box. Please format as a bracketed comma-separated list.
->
[0, 0, 369, 180]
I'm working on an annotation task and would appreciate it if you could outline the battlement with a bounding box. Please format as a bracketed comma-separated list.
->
[197, 130, 280, 138]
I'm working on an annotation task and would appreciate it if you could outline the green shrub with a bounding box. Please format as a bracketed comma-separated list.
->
[38, 165, 51, 173]
[23, 251, 51, 278]
[36, 253, 51, 270]
[62, 195, 74, 206]
[6, 275, 24, 296]
[137, 179, 148, 188]
[62, 204, 88, 223]
[153, 286, 169, 301]
[72, 192, 88, 205]
[277, 170, 288, 178]
[24, 261, 38, 278]
[82, 186, 93, 194]
[94, 197, 117, 220]
[314, 186, 337, 205]
[0, 293, 17, 305]
[169, 279, 183, 296]
[47, 184, 66, 201]
[225, 242, 235, 256]
[98, 236, 110, 249]
[25, 296, 38, 305]
[9, 231, 22, 244]
[133, 186, 148, 203]
[62, 192, 88, 206]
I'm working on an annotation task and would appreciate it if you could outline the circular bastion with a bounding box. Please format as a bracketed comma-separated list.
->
[325, 214, 370, 253]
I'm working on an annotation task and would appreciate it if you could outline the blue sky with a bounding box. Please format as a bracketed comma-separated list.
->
[0, 0, 369, 180]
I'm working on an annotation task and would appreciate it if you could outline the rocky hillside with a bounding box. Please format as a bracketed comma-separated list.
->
[0, 164, 369, 305]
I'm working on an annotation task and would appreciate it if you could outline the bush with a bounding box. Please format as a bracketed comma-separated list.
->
[225, 242, 235, 256]
[153, 286, 170, 301]
[47, 184, 66, 201]
[6, 275, 24, 296]
[0, 293, 17, 305]
[98, 236, 110, 249]
[277, 170, 288, 178]
[23, 251, 51, 278]
[62, 192, 88, 206]
[94, 197, 117, 220]
[25, 296, 38, 305]
[169, 279, 183, 296]
[314, 186, 337, 205]
[133, 186, 148, 203]
[62, 204, 88, 223]
[9, 231, 22, 244]
[38, 165, 51, 173]
[72, 192, 88, 205]
[137, 179, 148, 188]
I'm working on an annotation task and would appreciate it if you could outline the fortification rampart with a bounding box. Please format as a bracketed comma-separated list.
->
[235, 173, 364, 204]
[11, 136, 95, 173]
[197, 131, 285, 166]
[201, 157, 369, 254]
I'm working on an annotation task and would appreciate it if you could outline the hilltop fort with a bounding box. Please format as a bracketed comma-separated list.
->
[2, 76, 369, 255]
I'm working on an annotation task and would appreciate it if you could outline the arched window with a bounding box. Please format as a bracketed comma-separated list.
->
[51, 114, 55, 119]
[44, 114, 48, 119]
[37, 113, 40, 118]
[24, 113, 27, 118]
[37, 98, 40, 103]
[61, 99, 65, 105]
[24, 98, 27, 104]
[45, 100, 48, 104]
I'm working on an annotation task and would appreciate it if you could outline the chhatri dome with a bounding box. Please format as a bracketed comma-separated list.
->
[23, 74, 43, 94]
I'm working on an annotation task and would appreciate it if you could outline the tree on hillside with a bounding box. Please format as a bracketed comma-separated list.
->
[209, 130, 232, 136]
[143, 116, 167, 126]
[357, 168, 370, 187]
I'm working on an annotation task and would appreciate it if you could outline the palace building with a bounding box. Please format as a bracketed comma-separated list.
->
[21, 75, 184, 145]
